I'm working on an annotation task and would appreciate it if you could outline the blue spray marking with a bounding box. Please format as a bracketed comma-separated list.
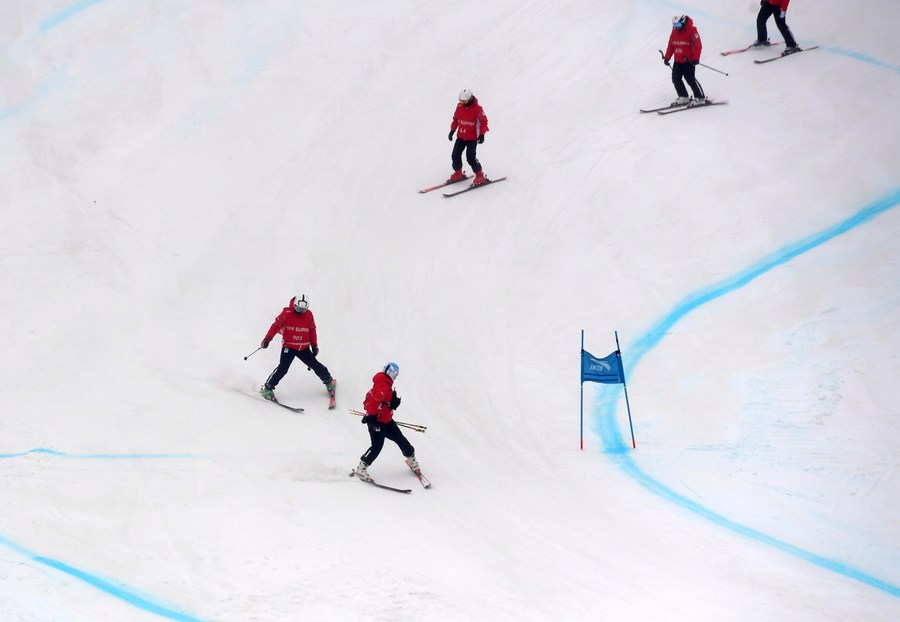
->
[594, 187, 900, 597]
[0, 449, 207, 619]
[825, 47, 900, 74]
[40, 0, 108, 32]
[0, 535, 205, 621]
[0, 447, 201, 460]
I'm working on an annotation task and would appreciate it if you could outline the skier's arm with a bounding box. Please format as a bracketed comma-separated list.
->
[264, 312, 285, 342]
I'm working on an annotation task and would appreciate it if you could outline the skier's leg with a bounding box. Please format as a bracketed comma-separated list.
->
[773, 11, 797, 48]
[385, 422, 415, 458]
[756, 4, 773, 43]
[361, 421, 387, 465]
[684, 64, 705, 99]
[265, 347, 297, 388]
[671, 64, 688, 98]
[465, 141, 482, 174]
[296, 348, 332, 385]
[451, 139, 465, 172]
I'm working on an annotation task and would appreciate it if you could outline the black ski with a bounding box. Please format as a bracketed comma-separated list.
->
[640, 103, 688, 113]
[657, 100, 728, 115]
[442, 176, 507, 197]
[241, 388, 305, 412]
[269, 399, 304, 413]
[349, 470, 412, 493]
[720, 41, 781, 56]
[419, 175, 469, 194]
[406, 459, 431, 488]
[754, 46, 818, 64]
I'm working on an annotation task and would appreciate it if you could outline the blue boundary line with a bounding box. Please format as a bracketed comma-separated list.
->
[594, 187, 900, 597]
[0, 447, 200, 460]
[19, 0, 900, 615]
[40, 0, 108, 32]
[0, 533, 206, 622]
[0, 450, 207, 620]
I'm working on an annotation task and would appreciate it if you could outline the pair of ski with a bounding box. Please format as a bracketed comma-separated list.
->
[419, 172, 508, 197]
[350, 459, 431, 493]
[640, 100, 728, 115]
[720, 41, 819, 63]
[257, 380, 336, 413]
[720, 41, 781, 56]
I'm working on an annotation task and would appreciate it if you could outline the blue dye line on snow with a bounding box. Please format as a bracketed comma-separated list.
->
[825, 47, 900, 74]
[594, 187, 900, 597]
[0, 535, 205, 622]
[0, 449, 207, 619]
[40, 0, 108, 32]
[0, 447, 201, 460]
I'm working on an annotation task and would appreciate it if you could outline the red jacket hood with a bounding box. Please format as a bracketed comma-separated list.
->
[674, 16, 694, 30]
[372, 371, 394, 387]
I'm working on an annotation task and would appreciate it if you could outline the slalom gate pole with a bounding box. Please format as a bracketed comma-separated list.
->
[244, 347, 262, 360]
[348, 409, 427, 433]
[580, 330, 584, 450]
[615, 331, 636, 449]
[697, 61, 728, 76]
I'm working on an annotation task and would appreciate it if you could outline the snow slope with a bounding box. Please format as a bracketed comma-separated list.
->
[1, 1, 899, 620]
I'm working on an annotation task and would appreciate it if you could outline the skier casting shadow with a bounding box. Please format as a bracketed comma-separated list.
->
[447, 89, 490, 187]
[354, 362, 421, 481]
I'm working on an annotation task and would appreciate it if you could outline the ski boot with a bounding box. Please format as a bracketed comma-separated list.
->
[355, 460, 372, 482]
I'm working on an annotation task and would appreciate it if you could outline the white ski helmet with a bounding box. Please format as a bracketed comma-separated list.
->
[383, 362, 400, 381]
[458, 89, 473, 103]
[293, 294, 309, 313]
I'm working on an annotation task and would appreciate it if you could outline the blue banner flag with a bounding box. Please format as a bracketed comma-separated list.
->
[581, 350, 623, 384]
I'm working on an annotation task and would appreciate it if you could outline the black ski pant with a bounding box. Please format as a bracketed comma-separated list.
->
[361, 419, 414, 466]
[266, 346, 331, 389]
[451, 138, 482, 173]
[671, 62, 704, 99]
[756, 1, 797, 48]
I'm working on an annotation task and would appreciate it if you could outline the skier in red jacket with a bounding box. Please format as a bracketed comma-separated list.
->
[664, 15, 706, 107]
[259, 294, 336, 403]
[354, 362, 419, 482]
[755, 0, 800, 55]
[447, 89, 490, 187]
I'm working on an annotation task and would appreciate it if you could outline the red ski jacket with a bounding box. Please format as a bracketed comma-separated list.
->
[665, 16, 702, 63]
[264, 297, 318, 351]
[450, 96, 489, 141]
[764, 0, 790, 10]
[363, 371, 396, 424]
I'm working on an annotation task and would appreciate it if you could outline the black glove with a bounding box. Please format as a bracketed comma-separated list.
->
[261, 339, 270, 349]
[361, 414, 371, 424]
[477, 134, 485, 144]
[663, 57, 670, 66]
[390, 390, 401, 410]
[692, 60, 699, 66]
[310, 344, 319, 356]
[448, 130, 454, 141]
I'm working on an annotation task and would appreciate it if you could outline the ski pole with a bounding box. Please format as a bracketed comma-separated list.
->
[348, 409, 427, 433]
[697, 61, 728, 76]
[244, 346, 263, 360]
[658, 49, 670, 67]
